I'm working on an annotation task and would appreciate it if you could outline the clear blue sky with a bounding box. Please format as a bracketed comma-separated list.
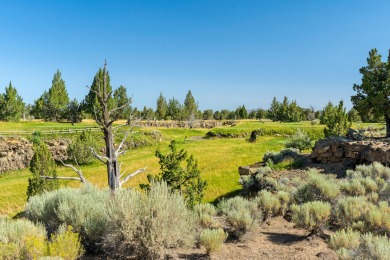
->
[1, 0, 390, 111]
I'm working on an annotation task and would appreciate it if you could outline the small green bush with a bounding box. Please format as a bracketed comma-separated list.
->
[285, 129, 312, 151]
[262, 148, 300, 164]
[48, 225, 84, 260]
[194, 203, 219, 229]
[350, 162, 390, 180]
[294, 169, 340, 203]
[337, 233, 390, 259]
[0, 218, 47, 259]
[291, 201, 331, 234]
[67, 130, 98, 165]
[256, 190, 281, 219]
[334, 196, 371, 229]
[340, 179, 366, 196]
[218, 197, 260, 237]
[199, 228, 227, 254]
[329, 229, 361, 250]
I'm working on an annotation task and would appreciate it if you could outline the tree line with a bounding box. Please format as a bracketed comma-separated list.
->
[0, 54, 386, 125]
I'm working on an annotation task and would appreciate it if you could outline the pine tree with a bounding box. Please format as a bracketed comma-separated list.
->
[47, 70, 69, 121]
[0, 82, 25, 121]
[83, 68, 112, 116]
[268, 97, 280, 121]
[351, 48, 390, 137]
[167, 97, 182, 120]
[183, 90, 198, 120]
[323, 100, 351, 137]
[113, 85, 131, 119]
[156, 92, 168, 120]
[143, 140, 206, 208]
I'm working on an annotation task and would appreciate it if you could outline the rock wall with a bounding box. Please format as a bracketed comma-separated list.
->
[0, 137, 33, 173]
[0, 138, 70, 173]
[311, 137, 390, 165]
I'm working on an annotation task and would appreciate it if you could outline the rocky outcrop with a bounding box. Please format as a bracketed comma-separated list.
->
[45, 139, 69, 161]
[311, 137, 390, 165]
[0, 138, 72, 173]
[0, 137, 34, 173]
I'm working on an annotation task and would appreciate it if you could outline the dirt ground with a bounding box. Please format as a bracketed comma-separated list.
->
[167, 216, 338, 260]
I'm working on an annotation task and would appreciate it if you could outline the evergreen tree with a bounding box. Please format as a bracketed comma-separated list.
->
[83, 68, 112, 116]
[156, 92, 168, 120]
[27, 140, 59, 199]
[63, 98, 83, 124]
[348, 108, 361, 122]
[240, 105, 248, 119]
[183, 90, 198, 120]
[323, 100, 351, 137]
[351, 48, 390, 137]
[288, 100, 302, 122]
[47, 70, 69, 121]
[320, 101, 335, 125]
[113, 85, 131, 119]
[141, 106, 155, 120]
[143, 140, 207, 208]
[202, 109, 213, 120]
[167, 97, 182, 120]
[268, 97, 280, 121]
[0, 82, 25, 121]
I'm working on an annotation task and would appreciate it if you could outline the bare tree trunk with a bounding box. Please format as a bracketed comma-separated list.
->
[386, 115, 390, 138]
[104, 127, 120, 191]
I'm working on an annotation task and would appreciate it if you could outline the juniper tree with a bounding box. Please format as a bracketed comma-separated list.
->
[352, 48, 390, 137]
[0, 82, 25, 121]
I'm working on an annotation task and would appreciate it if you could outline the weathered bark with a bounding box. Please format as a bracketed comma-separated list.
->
[90, 61, 145, 192]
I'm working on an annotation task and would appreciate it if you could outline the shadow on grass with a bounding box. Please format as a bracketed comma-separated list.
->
[210, 188, 242, 205]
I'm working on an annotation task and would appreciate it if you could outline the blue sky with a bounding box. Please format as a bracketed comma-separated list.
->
[1, 0, 389, 111]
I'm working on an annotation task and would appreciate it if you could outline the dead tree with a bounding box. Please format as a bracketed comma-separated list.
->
[89, 61, 145, 192]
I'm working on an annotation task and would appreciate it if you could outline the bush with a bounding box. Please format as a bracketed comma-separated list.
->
[329, 229, 361, 250]
[0, 218, 47, 259]
[27, 182, 198, 259]
[262, 148, 300, 164]
[285, 129, 312, 151]
[199, 228, 227, 254]
[239, 167, 274, 196]
[218, 197, 261, 237]
[255, 190, 281, 219]
[349, 162, 390, 180]
[194, 203, 219, 229]
[67, 130, 98, 165]
[294, 169, 340, 203]
[311, 119, 320, 125]
[334, 196, 371, 229]
[291, 201, 331, 235]
[26, 186, 109, 251]
[27, 141, 59, 199]
[103, 182, 197, 259]
[336, 233, 390, 259]
[47, 225, 84, 260]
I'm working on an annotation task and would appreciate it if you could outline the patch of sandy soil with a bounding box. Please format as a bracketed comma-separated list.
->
[166, 217, 338, 260]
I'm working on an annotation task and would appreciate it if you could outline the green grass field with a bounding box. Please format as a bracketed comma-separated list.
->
[0, 120, 383, 217]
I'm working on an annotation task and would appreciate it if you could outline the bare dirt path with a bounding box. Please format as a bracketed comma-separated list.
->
[168, 217, 337, 260]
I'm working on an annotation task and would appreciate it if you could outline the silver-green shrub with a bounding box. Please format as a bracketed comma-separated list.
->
[329, 229, 360, 251]
[294, 169, 340, 203]
[285, 129, 312, 152]
[26, 186, 109, 251]
[218, 197, 261, 237]
[336, 233, 390, 260]
[291, 201, 331, 234]
[103, 181, 197, 259]
[199, 228, 227, 254]
[194, 203, 219, 229]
